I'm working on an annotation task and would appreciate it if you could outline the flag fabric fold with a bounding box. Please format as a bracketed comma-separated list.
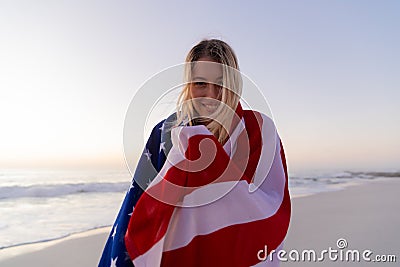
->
[122, 107, 291, 267]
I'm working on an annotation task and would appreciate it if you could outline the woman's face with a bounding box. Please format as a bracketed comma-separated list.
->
[189, 57, 223, 117]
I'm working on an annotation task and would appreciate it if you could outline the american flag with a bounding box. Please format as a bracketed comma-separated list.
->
[99, 106, 291, 267]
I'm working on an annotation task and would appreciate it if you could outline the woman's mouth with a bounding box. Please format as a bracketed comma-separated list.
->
[202, 103, 218, 112]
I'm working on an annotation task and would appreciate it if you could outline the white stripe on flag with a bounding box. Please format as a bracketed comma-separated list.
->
[162, 115, 285, 251]
[132, 236, 165, 267]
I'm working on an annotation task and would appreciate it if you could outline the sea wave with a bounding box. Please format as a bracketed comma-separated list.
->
[289, 170, 400, 186]
[0, 182, 130, 200]
[345, 171, 400, 178]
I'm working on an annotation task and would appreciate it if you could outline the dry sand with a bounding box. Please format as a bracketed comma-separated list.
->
[281, 178, 399, 266]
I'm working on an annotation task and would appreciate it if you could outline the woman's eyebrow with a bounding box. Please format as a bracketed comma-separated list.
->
[192, 76, 207, 81]
[192, 76, 223, 82]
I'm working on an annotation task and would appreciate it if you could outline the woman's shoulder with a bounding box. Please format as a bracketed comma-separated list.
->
[149, 113, 177, 135]
[151, 113, 177, 136]
[242, 109, 280, 140]
[242, 109, 274, 125]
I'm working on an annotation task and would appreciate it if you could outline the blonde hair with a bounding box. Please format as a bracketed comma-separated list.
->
[176, 39, 242, 144]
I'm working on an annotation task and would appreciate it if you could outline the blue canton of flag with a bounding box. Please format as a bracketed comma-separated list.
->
[98, 118, 171, 267]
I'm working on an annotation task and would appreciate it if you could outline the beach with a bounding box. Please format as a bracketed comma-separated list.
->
[281, 178, 399, 266]
[0, 227, 112, 266]
[0, 178, 398, 266]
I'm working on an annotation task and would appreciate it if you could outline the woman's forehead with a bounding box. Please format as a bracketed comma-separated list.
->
[192, 61, 223, 81]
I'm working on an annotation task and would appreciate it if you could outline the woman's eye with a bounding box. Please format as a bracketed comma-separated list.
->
[193, 82, 207, 88]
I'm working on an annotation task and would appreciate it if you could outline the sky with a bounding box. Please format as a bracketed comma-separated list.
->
[0, 0, 399, 174]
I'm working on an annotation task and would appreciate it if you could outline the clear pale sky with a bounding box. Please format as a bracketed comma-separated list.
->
[0, 0, 399, 174]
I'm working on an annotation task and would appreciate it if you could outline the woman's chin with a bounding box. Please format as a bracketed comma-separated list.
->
[195, 105, 219, 117]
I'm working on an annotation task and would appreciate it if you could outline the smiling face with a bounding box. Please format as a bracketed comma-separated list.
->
[189, 57, 224, 118]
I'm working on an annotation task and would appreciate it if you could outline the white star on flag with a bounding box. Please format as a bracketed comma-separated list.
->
[110, 256, 118, 267]
[128, 206, 134, 216]
[159, 142, 166, 153]
[129, 182, 135, 191]
[143, 149, 152, 161]
[111, 224, 118, 239]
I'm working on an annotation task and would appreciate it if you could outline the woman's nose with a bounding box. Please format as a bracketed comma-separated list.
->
[205, 83, 220, 98]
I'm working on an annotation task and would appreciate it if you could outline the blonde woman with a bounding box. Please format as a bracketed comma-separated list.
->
[99, 39, 291, 267]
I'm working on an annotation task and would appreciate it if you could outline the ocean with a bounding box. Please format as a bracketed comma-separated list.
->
[0, 168, 398, 250]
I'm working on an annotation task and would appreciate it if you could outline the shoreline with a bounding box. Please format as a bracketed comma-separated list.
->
[0, 178, 398, 266]
[0, 226, 111, 262]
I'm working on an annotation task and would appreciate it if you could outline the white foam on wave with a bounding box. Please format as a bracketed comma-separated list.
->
[0, 182, 130, 199]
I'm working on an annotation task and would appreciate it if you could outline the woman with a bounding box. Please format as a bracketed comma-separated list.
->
[99, 39, 291, 267]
